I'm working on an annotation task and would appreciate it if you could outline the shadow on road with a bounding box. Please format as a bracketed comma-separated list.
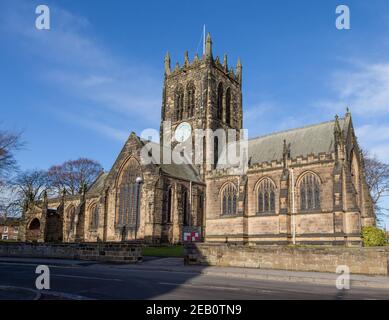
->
[0, 256, 210, 300]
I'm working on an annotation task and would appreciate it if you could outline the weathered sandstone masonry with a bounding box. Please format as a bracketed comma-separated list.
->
[22, 35, 375, 246]
[0, 242, 142, 263]
[185, 243, 389, 275]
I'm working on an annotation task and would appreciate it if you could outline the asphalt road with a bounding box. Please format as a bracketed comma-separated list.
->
[0, 257, 388, 300]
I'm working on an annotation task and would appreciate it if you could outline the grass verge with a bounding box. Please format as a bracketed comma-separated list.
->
[142, 245, 184, 257]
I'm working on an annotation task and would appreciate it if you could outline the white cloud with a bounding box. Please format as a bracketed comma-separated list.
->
[2, 1, 161, 138]
[356, 124, 389, 163]
[56, 110, 129, 142]
[357, 124, 389, 144]
[244, 102, 296, 137]
[370, 145, 389, 164]
[317, 60, 389, 164]
[320, 62, 389, 116]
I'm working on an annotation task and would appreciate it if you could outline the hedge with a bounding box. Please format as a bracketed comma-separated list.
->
[362, 226, 387, 247]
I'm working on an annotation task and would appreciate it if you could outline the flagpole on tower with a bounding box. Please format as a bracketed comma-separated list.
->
[203, 24, 206, 55]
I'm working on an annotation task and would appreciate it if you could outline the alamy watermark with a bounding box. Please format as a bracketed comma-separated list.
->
[336, 5, 350, 30]
[35, 265, 50, 290]
[336, 265, 351, 290]
[35, 5, 50, 30]
[139, 121, 249, 175]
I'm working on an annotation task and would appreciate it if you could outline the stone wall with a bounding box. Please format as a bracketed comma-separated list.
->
[185, 243, 389, 275]
[0, 242, 142, 263]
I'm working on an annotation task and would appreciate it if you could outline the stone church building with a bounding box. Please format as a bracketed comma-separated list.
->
[21, 34, 375, 246]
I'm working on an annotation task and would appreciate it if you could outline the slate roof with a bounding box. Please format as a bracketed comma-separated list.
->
[160, 163, 202, 183]
[143, 140, 203, 183]
[87, 172, 108, 195]
[217, 118, 347, 169]
[247, 119, 344, 165]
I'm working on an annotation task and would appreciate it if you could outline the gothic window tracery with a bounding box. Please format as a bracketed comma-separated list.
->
[221, 183, 237, 215]
[256, 178, 276, 214]
[90, 204, 99, 230]
[299, 172, 321, 211]
[117, 158, 142, 228]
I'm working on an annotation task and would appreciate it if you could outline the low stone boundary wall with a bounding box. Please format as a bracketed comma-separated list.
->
[185, 243, 389, 276]
[0, 242, 142, 263]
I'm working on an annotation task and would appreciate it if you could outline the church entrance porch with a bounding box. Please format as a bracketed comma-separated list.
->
[44, 209, 63, 242]
[25, 218, 41, 242]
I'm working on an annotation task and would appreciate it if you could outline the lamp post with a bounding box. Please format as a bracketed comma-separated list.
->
[135, 176, 143, 241]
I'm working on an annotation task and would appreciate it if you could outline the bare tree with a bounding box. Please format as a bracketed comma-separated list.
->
[47, 158, 103, 196]
[362, 150, 389, 221]
[7, 170, 49, 217]
[0, 130, 22, 183]
[0, 129, 23, 221]
[0, 183, 9, 217]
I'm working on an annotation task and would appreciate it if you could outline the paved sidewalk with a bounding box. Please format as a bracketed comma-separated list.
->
[0, 257, 86, 266]
[124, 257, 389, 289]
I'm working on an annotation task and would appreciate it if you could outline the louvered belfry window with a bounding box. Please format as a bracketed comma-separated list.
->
[175, 87, 184, 121]
[187, 82, 195, 118]
[217, 82, 223, 121]
[226, 88, 231, 126]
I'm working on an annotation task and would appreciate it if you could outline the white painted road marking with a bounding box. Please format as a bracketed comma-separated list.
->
[53, 274, 123, 282]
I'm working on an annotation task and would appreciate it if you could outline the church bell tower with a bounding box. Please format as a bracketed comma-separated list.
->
[160, 34, 243, 175]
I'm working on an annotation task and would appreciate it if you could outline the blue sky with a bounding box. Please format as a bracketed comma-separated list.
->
[1, 0, 389, 226]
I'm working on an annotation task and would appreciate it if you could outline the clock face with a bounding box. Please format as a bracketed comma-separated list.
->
[175, 122, 192, 143]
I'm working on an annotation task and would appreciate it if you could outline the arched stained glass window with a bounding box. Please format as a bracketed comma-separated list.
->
[270, 190, 275, 212]
[301, 187, 306, 210]
[117, 158, 142, 228]
[299, 173, 321, 211]
[163, 186, 173, 223]
[90, 204, 99, 230]
[221, 183, 238, 215]
[222, 193, 227, 214]
[256, 178, 276, 214]
[258, 191, 264, 212]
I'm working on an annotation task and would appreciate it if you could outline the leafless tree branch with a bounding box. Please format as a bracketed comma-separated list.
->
[362, 150, 389, 222]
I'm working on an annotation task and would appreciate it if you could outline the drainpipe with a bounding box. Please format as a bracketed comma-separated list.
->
[189, 181, 192, 227]
[291, 168, 296, 245]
